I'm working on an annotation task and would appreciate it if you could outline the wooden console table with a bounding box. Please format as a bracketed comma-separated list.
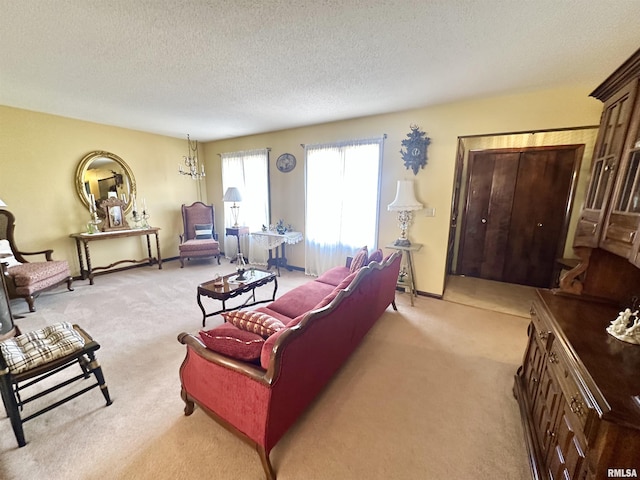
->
[70, 228, 162, 285]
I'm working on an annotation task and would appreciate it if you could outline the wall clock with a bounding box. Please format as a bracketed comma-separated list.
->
[276, 153, 296, 173]
[400, 124, 431, 175]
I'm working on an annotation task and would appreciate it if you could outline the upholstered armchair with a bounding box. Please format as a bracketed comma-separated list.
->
[179, 202, 221, 267]
[0, 209, 73, 312]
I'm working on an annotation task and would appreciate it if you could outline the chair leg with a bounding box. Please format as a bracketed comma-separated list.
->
[87, 352, 112, 406]
[0, 373, 26, 447]
[66, 276, 74, 291]
[180, 257, 185, 268]
[392, 300, 398, 311]
[25, 296, 36, 313]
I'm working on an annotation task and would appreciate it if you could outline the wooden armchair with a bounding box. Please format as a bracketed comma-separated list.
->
[0, 209, 73, 312]
[178, 202, 221, 267]
[0, 263, 111, 447]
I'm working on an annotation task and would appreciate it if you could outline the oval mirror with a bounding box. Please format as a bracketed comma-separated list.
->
[75, 151, 136, 214]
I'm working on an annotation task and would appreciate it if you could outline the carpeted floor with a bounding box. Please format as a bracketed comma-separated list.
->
[443, 274, 538, 318]
[0, 259, 531, 479]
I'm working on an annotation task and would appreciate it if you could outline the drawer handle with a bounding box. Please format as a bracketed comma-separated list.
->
[570, 395, 586, 417]
[546, 429, 556, 439]
[538, 331, 549, 341]
[548, 352, 559, 364]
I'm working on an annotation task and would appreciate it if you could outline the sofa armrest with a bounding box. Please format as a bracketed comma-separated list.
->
[178, 332, 268, 384]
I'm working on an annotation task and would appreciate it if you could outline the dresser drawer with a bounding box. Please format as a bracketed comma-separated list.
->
[530, 300, 552, 349]
[546, 340, 594, 430]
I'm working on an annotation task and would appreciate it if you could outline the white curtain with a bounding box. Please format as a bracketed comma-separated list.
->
[305, 137, 383, 275]
[221, 149, 270, 264]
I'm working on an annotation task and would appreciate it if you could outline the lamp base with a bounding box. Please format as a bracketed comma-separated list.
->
[393, 238, 411, 247]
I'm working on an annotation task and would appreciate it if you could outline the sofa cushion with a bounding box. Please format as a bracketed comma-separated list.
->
[313, 271, 358, 310]
[222, 310, 286, 338]
[367, 248, 383, 265]
[267, 281, 334, 319]
[194, 223, 214, 239]
[199, 324, 264, 361]
[315, 266, 351, 287]
[349, 246, 368, 272]
[253, 306, 296, 326]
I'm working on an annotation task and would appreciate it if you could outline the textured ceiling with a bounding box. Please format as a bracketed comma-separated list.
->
[1, 1, 638, 142]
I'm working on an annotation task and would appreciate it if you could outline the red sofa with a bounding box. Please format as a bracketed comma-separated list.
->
[177, 250, 402, 479]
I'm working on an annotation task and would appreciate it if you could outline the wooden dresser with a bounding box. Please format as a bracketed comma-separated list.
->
[514, 289, 640, 479]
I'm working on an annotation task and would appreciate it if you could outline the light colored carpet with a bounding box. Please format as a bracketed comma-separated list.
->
[443, 274, 538, 318]
[0, 260, 531, 479]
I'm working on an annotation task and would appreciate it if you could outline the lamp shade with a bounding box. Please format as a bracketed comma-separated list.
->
[0, 198, 6, 207]
[223, 187, 242, 203]
[387, 180, 422, 211]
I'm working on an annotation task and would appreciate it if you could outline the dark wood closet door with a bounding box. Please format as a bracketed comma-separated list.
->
[458, 151, 520, 281]
[503, 148, 577, 286]
[458, 146, 580, 288]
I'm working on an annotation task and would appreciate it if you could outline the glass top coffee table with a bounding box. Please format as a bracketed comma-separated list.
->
[197, 269, 278, 327]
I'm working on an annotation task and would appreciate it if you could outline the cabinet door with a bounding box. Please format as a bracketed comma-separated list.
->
[601, 148, 640, 257]
[522, 325, 547, 403]
[533, 361, 562, 458]
[574, 79, 638, 247]
[547, 397, 588, 480]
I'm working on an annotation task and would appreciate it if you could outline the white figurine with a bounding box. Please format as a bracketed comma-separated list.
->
[607, 308, 640, 344]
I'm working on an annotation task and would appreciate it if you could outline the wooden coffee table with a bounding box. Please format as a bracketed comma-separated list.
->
[197, 269, 278, 327]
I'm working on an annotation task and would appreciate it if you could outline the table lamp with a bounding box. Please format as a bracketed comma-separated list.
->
[387, 180, 422, 246]
[223, 187, 243, 227]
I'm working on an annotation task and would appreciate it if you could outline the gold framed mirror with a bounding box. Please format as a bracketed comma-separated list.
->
[75, 151, 136, 214]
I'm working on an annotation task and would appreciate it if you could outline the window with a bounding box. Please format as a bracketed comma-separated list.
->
[305, 137, 383, 275]
[221, 149, 270, 262]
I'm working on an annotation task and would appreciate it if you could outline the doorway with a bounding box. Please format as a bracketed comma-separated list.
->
[457, 146, 581, 288]
[446, 127, 599, 290]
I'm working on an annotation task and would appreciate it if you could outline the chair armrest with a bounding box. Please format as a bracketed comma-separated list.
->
[178, 332, 268, 384]
[213, 232, 219, 241]
[179, 234, 185, 243]
[15, 249, 54, 262]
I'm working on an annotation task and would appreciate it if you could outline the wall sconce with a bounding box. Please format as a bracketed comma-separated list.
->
[223, 187, 243, 227]
[387, 180, 422, 246]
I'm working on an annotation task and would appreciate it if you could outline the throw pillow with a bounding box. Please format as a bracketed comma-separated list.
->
[0, 239, 21, 267]
[194, 223, 214, 239]
[349, 246, 368, 273]
[199, 324, 264, 361]
[222, 310, 286, 338]
[367, 248, 383, 265]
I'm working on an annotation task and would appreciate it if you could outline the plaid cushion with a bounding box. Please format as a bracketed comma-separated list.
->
[0, 322, 85, 374]
[350, 246, 368, 273]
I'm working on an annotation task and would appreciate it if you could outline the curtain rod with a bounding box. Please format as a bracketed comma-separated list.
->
[217, 147, 271, 157]
[300, 133, 387, 149]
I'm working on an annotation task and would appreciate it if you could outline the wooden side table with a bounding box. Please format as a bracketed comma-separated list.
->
[386, 243, 422, 306]
[225, 226, 250, 262]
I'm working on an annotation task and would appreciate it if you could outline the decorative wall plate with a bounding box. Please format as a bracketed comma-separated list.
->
[276, 153, 296, 173]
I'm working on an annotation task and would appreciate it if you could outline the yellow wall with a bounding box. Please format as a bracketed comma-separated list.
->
[205, 84, 602, 295]
[1, 83, 602, 294]
[0, 105, 202, 273]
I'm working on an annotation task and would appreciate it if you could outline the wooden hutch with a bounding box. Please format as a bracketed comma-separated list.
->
[514, 48, 640, 479]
